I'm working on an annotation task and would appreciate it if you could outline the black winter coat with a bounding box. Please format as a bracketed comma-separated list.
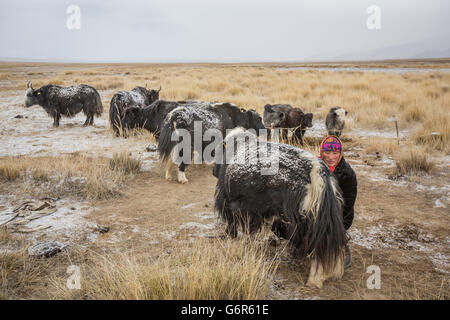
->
[333, 157, 357, 230]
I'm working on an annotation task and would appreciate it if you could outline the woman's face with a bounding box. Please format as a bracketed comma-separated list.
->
[322, 151, 341, 167]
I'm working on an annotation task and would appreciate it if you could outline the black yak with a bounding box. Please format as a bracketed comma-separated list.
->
[109, 86, 161, 135]
[213, 127, 347, 288]
[158, 101, 266, 184]
[263, 104, 313, 145]
[120, 100, 181, 139]
[325, 107, 347, 137]
[24, 82, 103, 127]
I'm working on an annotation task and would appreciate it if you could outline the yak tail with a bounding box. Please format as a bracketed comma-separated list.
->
[109, 99, 122, 134]
[94, 92, 103, 116]
[158, 121, 177, 165]
[285, 161, 346, 273]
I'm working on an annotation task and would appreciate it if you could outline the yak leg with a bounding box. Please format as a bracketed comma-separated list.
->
[219, 206, 238, 238]
[83, 113, 93, 126]
[53, 112, 61, 127]
[306, 253, 345, 288]
[177, 162, 188, 184]
[165, 160, 174, 180]
[294, 128, 304, 146]
[244, 212, 263, 234]
[225, 210, 238, 238]
[281, 129, 288, 143]
[225, 223, 238, 238]
[306, 257, 326, 289]
[329, 251, 345, 280]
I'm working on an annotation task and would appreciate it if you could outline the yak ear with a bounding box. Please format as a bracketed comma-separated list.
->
[264, 104, 272, 112]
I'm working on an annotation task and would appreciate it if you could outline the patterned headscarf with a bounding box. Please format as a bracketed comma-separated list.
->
[320, 136, 343, 172]
[320, 136, 342, 153]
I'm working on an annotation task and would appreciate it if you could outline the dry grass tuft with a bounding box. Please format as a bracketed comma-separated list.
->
[0, 163, 22, 181]
[109, 152, 142, 174]
[49, 237, 278, 300]
[413, 113, 449, 152]
[394, 148, 435, 176]
[365, 137, 400, 155]
[0, 227, 11, 243]
[0, 246, 48, 299]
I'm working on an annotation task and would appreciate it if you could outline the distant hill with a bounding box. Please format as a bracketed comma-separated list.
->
[304, 36, 450, 62]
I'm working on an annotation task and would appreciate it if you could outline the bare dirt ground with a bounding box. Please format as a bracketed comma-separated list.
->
[0, 61, 448, 299]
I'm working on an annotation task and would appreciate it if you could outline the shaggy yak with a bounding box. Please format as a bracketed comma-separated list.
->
[109, 86, 161, 135]
[325, 107, 347, 137]
[119, 100, 181, 139]
[158, 101, 266, 184]
[263, 104, 313, 145]
[213, 127, 347, 288]
[24, 82, 103, 127]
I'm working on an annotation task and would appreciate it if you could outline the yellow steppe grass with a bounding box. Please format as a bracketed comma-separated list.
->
[48, 236, 279, 300]
[394, 147, 435, 176]
[7, 63, 447, 152]
[0, 151, 142, 200]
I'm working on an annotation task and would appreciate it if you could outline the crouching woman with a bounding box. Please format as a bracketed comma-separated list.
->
[319, 135, 358, 268]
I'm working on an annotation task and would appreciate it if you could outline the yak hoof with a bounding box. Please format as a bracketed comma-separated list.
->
[177, 171, 188, 184]
[165, 169, 172, 181]
[306, 258, 326, 289]
[306, 279, 324, 289]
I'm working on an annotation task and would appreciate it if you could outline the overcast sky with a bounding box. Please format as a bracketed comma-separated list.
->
[1, 0, 449, 62]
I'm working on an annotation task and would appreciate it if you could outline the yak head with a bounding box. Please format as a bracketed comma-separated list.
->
[336, 107, 347, 121]
[24, 81, 44, 107]
[145, 85, 161, 104]
[133, 85, 161, 105]
[332, 107, 347, 121]
[263, 104, 286, 128]
[302, 113, 314, 128]
[241, 108, 266, 134]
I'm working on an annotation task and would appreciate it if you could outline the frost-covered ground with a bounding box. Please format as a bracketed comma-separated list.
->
[0, 90, 159, 244]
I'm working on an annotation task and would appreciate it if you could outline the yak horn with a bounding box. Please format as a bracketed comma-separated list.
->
[158, 85, 162, 92]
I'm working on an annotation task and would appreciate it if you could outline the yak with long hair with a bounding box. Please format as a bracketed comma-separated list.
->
[325, 106, 347, 137]
[158, 101, 265, 184]
[109, 85, 161, 135]
[213, 127, 347, 288]
[263, 104, 313, 146]
[24, 82, 103, 127]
